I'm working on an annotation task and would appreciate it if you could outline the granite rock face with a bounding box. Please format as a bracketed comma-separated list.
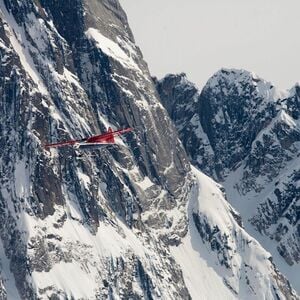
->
[0, 1, 298, 299]
[157, 69, 300, 289]
[0, 0, 191, 298]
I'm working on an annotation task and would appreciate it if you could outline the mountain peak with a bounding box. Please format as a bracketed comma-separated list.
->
[204, 68, 275, 96]
[0, 0, 299, 298]
[157, 72, 190, 88]
[157, 68, 300, 293]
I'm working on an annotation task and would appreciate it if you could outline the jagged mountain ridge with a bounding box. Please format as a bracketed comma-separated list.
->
[156, 69, 300, 292]
[0, 0, 298, 299]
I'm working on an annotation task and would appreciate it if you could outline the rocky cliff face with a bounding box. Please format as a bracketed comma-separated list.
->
[157, 69, 300, 291]
[0, 0, 191, 298]
[0, 1, 298, 299]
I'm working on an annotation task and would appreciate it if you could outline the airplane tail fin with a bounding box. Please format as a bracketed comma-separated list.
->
[105, 127, 114, 143]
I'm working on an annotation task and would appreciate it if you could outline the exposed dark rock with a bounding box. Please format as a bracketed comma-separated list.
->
[0, 0, 190, 298]
[157, 69, 300, 270]
[0, 0, 298, 298]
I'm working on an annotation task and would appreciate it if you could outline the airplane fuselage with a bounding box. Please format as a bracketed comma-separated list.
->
[45, 127, 133, 150]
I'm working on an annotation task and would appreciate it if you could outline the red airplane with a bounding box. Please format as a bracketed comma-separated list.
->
[45, 127, 133, 150]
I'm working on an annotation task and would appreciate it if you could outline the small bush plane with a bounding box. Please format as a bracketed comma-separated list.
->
[45, 127, 133, 150]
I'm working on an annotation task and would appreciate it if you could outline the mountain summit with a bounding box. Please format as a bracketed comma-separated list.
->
[157, 68, 300, 294]
[0, 1, 298, 299]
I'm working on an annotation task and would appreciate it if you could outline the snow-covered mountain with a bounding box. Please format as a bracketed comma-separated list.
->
[0, 0, 298, 299]
[156, 69, 300, 293]
[173, 166, 296, 300]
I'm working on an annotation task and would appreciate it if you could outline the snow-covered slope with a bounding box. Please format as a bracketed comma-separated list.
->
[0, 1, 297, 299]
[172, 167, 297, 300]
[157, 69, 300, 294]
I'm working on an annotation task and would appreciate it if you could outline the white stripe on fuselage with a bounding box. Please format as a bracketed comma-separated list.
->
[76, 142, 115, 148]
